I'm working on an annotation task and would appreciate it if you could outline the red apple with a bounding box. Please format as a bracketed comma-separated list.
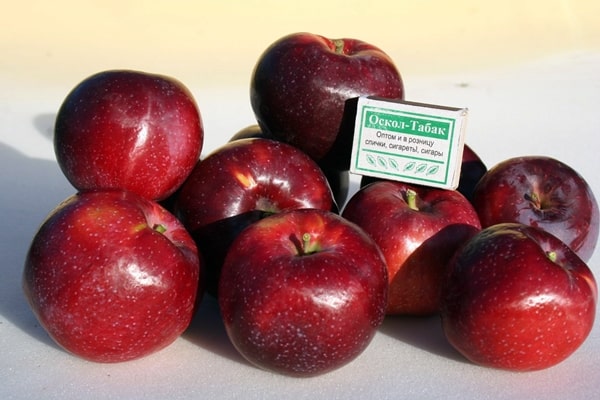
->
[54, 69, 204, 201]
[440, 223, 597, 371]
[250, 32, 404, 170]
[23, 190, 201, 363]
[219, 208, 388, 377]
[359, 143, 487, 203]
[342, 181, 481, 315]
[173, 137, 336, 296]
[229, 124, 350, 206]
[471, 155, 599, 262]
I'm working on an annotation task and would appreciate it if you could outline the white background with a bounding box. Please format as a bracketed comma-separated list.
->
[1, 1, 599, 399]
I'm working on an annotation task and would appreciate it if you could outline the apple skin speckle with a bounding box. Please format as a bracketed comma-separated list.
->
[54, 69, 204, 202]
[250, 32, 404, 169]
[440, 223, 597, 371]
[219, 209, 388, 377]
[472, 156, 599, 262]
[23, 190, 201, 363]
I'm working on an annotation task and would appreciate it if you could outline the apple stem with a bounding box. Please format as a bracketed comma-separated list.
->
[547, 251, 557, 263]
[153, 224, 167, 234]
[294, 232, 319, 256]
[302, 232, 311, 251]
[405, 189, 418, 211]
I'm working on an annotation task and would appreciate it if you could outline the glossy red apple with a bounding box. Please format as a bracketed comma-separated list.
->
[471, 155, 599, 262]
[173, 137, 336, 295]
[342, 181, 481, 315]
[23, 190, 201, 363]
[440, 223, 597, 371]
[250, 32, 404, 169]
[54, 69, 203, 201]
[229, 124, 350, 206]
[219, 208, 388, 377]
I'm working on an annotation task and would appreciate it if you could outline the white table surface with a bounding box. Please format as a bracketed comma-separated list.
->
[2, 2, 600, 399]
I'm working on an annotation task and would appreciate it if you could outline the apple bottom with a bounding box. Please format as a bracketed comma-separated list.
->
[225, 288, 378, 376]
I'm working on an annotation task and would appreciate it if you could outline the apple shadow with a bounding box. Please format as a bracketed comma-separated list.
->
[378, 314, 468, 364]
[33, 112, 56, 141]
[181, 294, 248, 365]
[0, 139, 74, 351]
[375, 223, 480, 364]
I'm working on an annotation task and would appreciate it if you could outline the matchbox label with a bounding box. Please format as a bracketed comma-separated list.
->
[350, 96, 468, 189]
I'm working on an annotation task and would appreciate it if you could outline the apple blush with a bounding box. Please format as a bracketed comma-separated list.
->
[440, 223, 597, 371]
[54, 69, 204, 201]
[23, 190, 201, 363]
[218, 208, 388, 377]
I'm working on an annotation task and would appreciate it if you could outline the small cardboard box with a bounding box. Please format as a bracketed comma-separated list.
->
[350, 96, 468, 190]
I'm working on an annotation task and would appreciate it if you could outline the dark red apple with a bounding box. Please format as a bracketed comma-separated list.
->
[173, 137, 336, 296]
[471, 155, 599, 262]
[456, 144, 487, 202]
[229, 124, 350, 206]
[342, 181, 481, 315]
[23, 190, 201, 363]
[54, 69, 203, 201]
[440, 223, 597, 371]
[229, 124, 273, 141]
[250, 32, 404, 170]
[359, 143, 487, 202]
[219, 208, 388, 377]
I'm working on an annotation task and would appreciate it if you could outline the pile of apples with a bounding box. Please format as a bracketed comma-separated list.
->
[23, 32, 598, 376]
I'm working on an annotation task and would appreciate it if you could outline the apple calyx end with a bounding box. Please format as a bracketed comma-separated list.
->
[524, 192, 541, 209]
[524, 191, 568, 220]
[546, 250, 558, 263]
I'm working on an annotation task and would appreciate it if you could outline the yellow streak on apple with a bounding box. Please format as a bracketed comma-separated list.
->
[233, 170, 257, 190]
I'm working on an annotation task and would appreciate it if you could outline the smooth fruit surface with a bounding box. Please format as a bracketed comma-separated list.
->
[342, 181, 481, 315]
[251, 32, 403, 169]
[441, 223, 597, 371]
[228, 124, 350, 206]
[174, 137, 335, 295]
[23, 190, 200, 362]
[472, 155, 599, 261]
[219, 208, 388, 377]
[54, 69, 203, 201]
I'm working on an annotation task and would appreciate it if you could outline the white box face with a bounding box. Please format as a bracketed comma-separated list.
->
[350, 96, 468, 190]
